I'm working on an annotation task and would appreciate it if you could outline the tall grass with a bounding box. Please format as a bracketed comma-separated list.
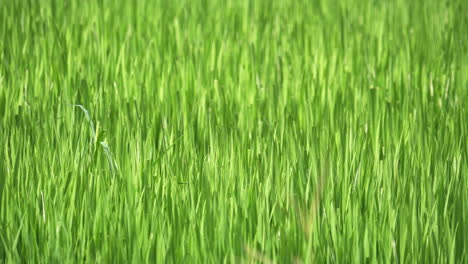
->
[0, 0, 467, 262]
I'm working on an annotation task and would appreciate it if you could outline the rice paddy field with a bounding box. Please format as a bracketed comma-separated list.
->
[1, 0, 467, 262]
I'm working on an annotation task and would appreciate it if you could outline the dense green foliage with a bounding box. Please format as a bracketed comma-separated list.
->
[1, 0, 467, 262]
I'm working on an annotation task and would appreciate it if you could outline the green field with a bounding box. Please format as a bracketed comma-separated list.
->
[1, 0, 467, 262]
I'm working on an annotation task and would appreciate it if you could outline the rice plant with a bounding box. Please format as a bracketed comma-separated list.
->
[0, 0, 467, 262]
